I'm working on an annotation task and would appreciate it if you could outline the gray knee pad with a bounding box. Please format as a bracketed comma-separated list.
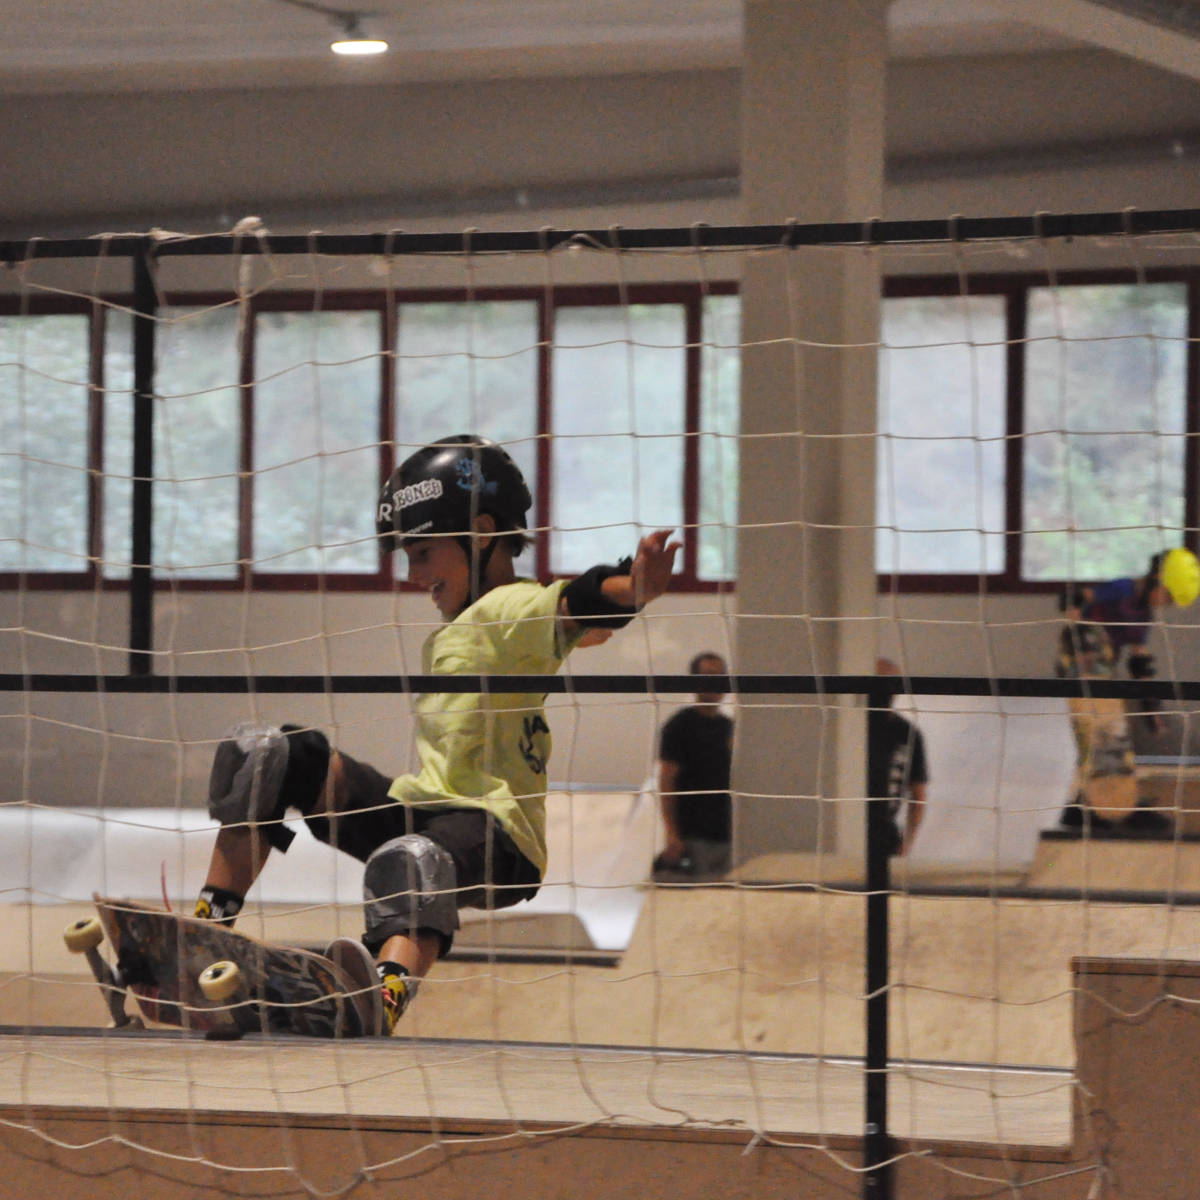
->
[363, 834, 460, 948]
[207, 723, 296, 851]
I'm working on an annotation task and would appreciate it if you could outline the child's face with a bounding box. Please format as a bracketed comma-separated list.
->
[403, 537, 471, 619]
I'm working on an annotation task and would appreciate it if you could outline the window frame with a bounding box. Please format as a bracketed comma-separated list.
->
[11, 268, 1190, 597]
[0, 282, 737, 594]
[879, 267, 1200, 595]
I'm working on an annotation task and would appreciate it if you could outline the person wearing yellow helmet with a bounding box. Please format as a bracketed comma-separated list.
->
[1057, 547, 1199, 831]
[1059, 547, 1199, 682]
[1160, 547, 1200, 609]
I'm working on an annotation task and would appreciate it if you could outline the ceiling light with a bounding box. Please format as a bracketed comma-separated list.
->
[330, 13, 388, 55]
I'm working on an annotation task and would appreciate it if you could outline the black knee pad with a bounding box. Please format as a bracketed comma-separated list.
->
[207, 722, 330, 853]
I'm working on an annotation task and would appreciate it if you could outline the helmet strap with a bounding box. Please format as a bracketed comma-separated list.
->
[458, 534, 499, 609]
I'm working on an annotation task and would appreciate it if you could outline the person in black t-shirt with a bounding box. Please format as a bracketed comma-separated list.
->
[652, 652, 734, 878]
[867, 658, 929, 857]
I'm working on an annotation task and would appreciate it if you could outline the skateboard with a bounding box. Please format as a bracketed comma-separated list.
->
[64, 895, 381, 1038]
[1069, 695, 1138, 820]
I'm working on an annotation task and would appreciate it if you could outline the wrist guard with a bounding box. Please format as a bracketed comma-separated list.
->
[562, 556, 637, 629]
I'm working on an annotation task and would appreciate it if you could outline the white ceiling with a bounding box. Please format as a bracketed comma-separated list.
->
[0, 1, 1134, 95]
[1, 1, 1198, 234]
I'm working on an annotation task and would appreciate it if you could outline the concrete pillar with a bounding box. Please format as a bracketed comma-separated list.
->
[733, 0, 886, 864]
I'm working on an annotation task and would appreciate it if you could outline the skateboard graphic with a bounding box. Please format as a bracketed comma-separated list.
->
[64, 896, 381, 1038]
[1069, 695, 1138, 820]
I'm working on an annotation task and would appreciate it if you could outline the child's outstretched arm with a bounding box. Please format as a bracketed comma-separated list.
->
[601, 529, 680, 609]
[559, 529, 681, 635]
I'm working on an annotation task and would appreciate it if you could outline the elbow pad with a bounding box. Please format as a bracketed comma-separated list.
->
[562, 556, 637, 628]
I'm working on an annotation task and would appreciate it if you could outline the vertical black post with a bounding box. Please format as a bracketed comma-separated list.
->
[863, 683, 893, 1199]
[129, 244, 157, 676]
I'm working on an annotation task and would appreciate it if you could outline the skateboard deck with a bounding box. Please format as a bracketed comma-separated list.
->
[1069, 695, 1138, 819]
[74, 896, 378, 1037]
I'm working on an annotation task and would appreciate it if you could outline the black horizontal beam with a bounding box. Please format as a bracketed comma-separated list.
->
[5, 673, 1200, 699]
[3, 207, 1200, 262]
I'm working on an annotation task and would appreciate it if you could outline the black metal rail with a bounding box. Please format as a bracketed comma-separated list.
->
[4, 673, 1200, 698]
[4, 207, 1200, 261]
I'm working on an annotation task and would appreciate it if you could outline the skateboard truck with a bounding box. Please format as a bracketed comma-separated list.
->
[63, 916, 143, 1029]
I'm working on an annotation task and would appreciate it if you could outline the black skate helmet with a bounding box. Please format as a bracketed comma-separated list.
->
[375, 434, 531, 552]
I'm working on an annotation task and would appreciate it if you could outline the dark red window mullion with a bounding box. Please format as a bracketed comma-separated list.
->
[237, 298, 257, 589]
[1186, 275, 1200, 555]
[87, 304, 106, 587]
[379, 298, 397, 585]
[535, 293, 553, 583]
[1004, 287, 1027, 588]
[681, 293, 702, 583]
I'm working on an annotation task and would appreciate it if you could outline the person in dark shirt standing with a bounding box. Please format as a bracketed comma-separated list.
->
[652, 652, 734, 879]
[867, 658, 929, 857]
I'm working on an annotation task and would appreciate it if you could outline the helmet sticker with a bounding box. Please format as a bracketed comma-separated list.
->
[376, 478, 443, 528]
[397, 478, 444, 509]
[454, 458, 498, 497]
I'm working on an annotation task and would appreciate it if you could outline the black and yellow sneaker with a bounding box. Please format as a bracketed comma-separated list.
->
[194, 886, 243, 925]
[378, 962, 416, 1035]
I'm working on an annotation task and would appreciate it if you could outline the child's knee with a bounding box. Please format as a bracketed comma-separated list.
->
[361, 834, 460, 955]
[208, 722, 330, 852]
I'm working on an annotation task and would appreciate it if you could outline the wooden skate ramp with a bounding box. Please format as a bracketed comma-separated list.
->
[1028, 831, 1200, 894]
[11, 883, 1200, 1068]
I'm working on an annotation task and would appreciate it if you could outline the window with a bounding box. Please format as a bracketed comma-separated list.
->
[877, 276, 1194, 589]
[699, 293, 740, 582]
[5, 285, 736, 589]
[14, 273, 1187, 594]
[394, 300, 540, 581]
[550, 303, 686, 575]
[253, 309, 382, 575]
[1022, 283, 1187, 581]
[105, 305, 242, 579]
[877, 294, 1007, 575]
[0, 313, 90, 573]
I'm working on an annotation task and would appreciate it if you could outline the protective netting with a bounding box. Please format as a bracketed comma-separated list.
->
[2, 212, 1200, 1197]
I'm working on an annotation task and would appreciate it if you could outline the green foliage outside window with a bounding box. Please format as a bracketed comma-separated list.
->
[253, 310, 381, 574]
[394, 301, 539, 578]
[105, 305, 241, 578]
[7, 280, 1193, 589]
[1022, 283, 1187, 581]
[0, 315, 90, 572]
[550, 304, 686, 575]
[876, 295, 1007, 575]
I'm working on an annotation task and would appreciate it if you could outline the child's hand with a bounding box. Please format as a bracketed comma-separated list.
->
[629, 529, 680, 607]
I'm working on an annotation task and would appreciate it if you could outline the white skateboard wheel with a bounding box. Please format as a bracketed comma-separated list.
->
[63, 916, 104, 954]
[198, 960, 242, 1002]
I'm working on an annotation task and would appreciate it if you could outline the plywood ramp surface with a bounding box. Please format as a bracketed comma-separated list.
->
[1029, 836, 1200, 892]
[0, 1032, 1072, 1148]
[12, 886, 1200, 1070]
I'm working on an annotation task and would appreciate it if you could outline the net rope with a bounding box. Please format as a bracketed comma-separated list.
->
[4, 213, 1200, 1194]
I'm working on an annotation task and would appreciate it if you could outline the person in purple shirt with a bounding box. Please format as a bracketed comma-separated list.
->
[1057, 549, 1199, 829]
[1058, 553, 1172, 682]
